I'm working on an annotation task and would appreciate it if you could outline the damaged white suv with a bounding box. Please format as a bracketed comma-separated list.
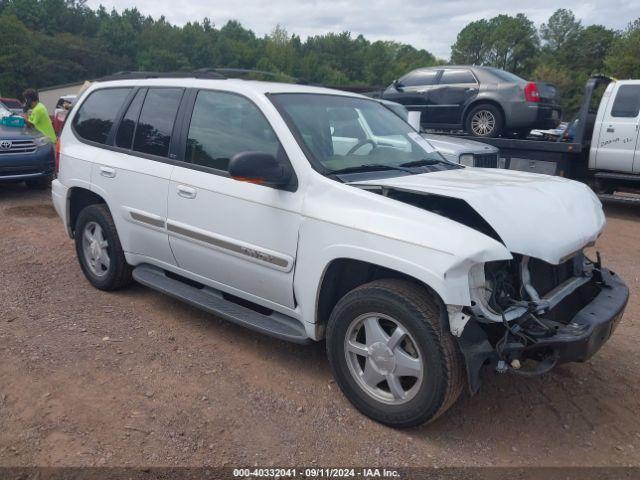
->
[52, 72, 629, 427]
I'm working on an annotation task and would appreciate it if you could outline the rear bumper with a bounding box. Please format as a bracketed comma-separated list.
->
[0, 144, 54, 182]
[51, 179, 71, 237]
[503, 102, 561, 129]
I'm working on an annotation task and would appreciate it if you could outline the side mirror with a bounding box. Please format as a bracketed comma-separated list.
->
[393, 79, 404, 92]
[229, 151, 293, 189]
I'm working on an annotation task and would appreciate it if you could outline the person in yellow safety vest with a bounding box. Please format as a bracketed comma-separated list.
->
[21, 88, 56, 143]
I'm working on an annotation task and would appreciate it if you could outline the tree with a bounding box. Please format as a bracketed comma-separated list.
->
[451, 19, 492, 65]
[540, 9, 581, 52]
[451, 14, 539, 76]
[605, 19, 640, 79]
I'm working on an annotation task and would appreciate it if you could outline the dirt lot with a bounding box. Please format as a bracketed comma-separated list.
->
[0, 185, 639, 468]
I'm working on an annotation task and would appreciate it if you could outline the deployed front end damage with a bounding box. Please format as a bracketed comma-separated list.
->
[456, 251, 628, 393]
[351, 169, 629, 393]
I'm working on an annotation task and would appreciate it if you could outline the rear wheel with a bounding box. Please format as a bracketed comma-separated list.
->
[74, 204, 132, 291]
[326, 279, 465, 428]
[465, 104, 503, 137]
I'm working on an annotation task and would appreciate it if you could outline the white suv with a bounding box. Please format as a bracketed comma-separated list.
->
[52, 72, 628, 427]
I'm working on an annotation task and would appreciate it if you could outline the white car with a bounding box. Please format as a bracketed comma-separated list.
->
[52, 73, 628, 427]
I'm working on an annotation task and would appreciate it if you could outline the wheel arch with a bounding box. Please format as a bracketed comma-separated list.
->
[68, 187, 108, 236]
[462, 98, 505, 129]
[314, 258, 450, 339]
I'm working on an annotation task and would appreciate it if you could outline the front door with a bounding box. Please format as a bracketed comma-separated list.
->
[595, 83, 640, 173]
[167, 89, 302, 309]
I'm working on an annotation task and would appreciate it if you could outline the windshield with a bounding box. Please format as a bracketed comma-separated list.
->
[270, 93, 457, 175]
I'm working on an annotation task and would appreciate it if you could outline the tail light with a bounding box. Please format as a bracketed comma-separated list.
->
[524, 82, 540, 103]
[55, 138, 61, 175]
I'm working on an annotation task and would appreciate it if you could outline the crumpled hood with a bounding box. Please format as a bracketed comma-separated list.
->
[351, 168, 605, 265]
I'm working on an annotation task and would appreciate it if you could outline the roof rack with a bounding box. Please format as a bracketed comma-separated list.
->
[96, 70, 226, 81]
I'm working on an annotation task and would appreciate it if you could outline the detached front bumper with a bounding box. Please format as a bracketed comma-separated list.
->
[518, 268, 628, 363]
[458, 268, 629, 393]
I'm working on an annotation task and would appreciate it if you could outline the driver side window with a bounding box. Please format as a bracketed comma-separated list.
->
[186, 90, 282, 171]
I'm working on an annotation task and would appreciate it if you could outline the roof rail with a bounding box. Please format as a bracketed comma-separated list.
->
[96, 70, 226, 81]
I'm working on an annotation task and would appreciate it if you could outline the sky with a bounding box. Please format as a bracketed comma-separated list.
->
[85, 0, 640, 59]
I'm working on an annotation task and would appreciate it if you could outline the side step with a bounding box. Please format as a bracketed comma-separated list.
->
[132, 265, 311, 344]
[594, 171, 640, 183]
[598, 193, 640, 206]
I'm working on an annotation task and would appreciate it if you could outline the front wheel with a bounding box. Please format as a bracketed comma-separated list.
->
[465, 104, 503, 137]
[326, 279, 465, 428]
[74, 204, 132, 291]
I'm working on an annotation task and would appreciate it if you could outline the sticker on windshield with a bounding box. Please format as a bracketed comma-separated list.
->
[408, 132, 435, 153]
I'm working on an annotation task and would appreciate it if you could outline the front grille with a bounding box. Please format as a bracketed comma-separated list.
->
[0, 139, 37, 155]
[529, 256, 577, 296]
[474, 153, 498, 168]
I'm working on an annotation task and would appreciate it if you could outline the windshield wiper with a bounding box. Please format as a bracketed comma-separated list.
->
[329, 164, 414, 175]
[399, 158, 451, 168]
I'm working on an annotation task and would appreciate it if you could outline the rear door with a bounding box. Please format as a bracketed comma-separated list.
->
[594, 82, 640, 173]
[429, 69, 479, 125]
[167, 89, 303, 309]
[84, 86, 185, 266]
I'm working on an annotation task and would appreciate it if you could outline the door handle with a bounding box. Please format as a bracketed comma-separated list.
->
[606, 127, 615, 133]
[177, 185, 197, 199]
[99, 166, 116, 178]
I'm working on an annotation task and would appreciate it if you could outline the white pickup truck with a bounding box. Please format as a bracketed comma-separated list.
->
[436, 76, 640, 204]
[52, 72, 629, 427]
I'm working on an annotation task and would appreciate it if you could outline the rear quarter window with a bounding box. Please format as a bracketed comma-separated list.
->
[73, 88, 132, 144]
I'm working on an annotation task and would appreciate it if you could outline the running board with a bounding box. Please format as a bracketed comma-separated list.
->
[132, 265, 310, 344]
[598, 193, 640, 206]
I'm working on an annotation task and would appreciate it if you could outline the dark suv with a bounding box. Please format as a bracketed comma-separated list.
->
[382, 66, 561, 138]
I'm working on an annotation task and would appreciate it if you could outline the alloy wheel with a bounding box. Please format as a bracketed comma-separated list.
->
[82, 221, 110, 277]
[471, 110, 496, 136]
[344, 313, 424, 405]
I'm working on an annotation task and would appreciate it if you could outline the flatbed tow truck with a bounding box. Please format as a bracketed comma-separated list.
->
[431, 75, 640, 205]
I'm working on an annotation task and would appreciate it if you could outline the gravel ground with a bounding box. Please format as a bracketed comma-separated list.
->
[0, 185, 639, 468]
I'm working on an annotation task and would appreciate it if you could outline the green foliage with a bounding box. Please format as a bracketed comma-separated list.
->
[451, 14, 538, 76]
[605, 19, 640, 79]
[0, 0, 438, 97]
[1, 0, 638, 122]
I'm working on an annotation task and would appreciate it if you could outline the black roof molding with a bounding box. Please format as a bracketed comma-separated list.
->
[97, 70, 227, 81]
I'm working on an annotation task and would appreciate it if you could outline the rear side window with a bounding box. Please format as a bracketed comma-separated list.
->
[611, 85, 640, 118]
[133, 88, 184, 157]
[440, 70, 476, 85]
[400, 70, 439, 87]
[185, 90, 281, 172]
[73, 88, 131, 144]
[115, 89, 146, 149]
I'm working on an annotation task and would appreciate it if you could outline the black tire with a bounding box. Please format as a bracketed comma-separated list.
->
[465, 104, 503, 137]
[326, 279, 465, 428]
[74, 203, 132, 291]
[25, 176, 51, 190]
